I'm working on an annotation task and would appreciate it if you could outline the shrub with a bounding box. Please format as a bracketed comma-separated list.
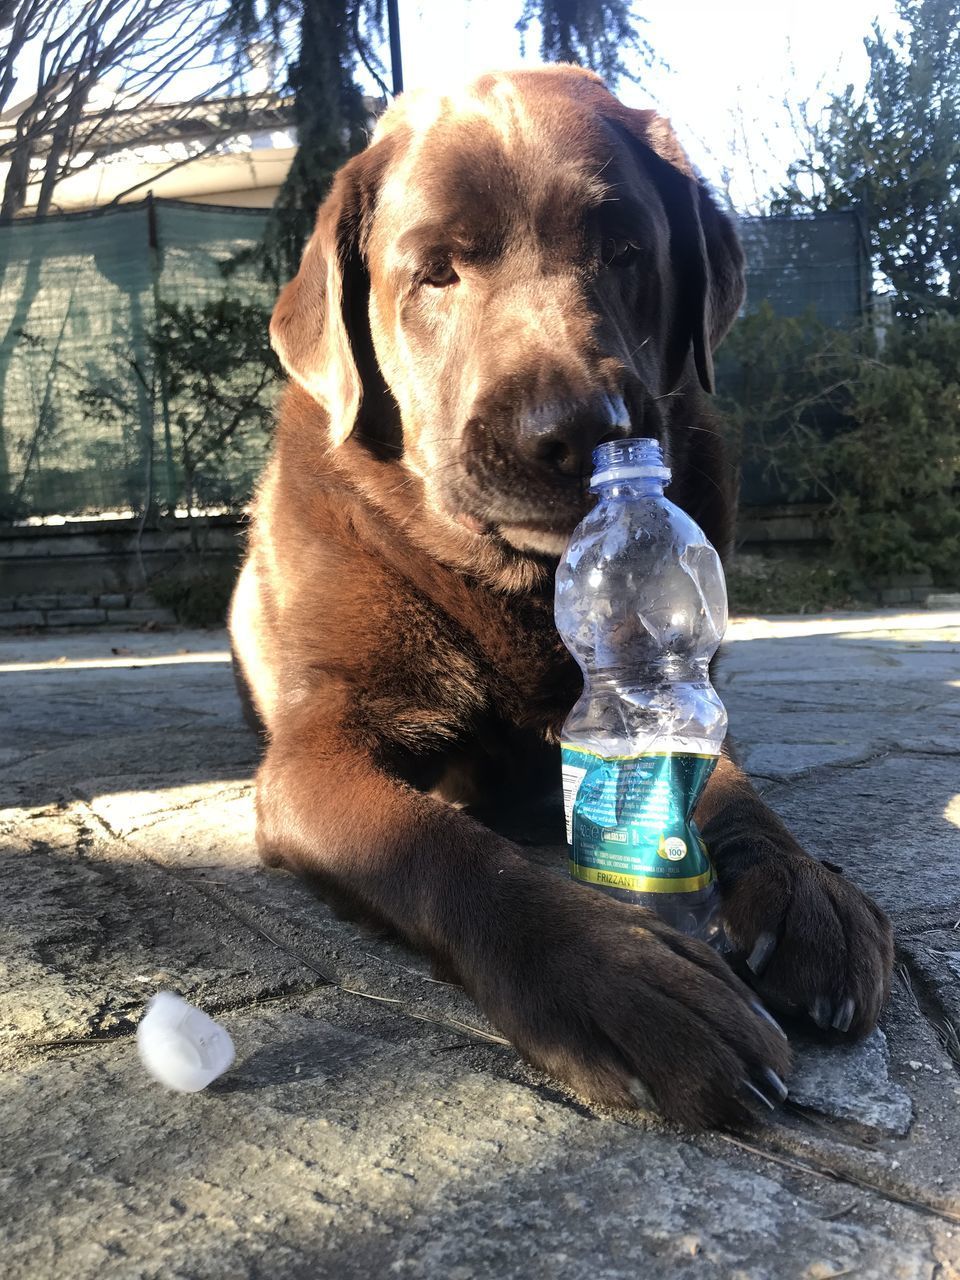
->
[718, 306, 960, 584]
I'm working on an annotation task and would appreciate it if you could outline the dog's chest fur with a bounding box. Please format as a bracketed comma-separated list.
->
[347, 548, 580, 810]
[366, 557, 580, 740]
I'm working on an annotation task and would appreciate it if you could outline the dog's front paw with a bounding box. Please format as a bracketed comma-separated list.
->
[716, 838, 894, 1037]
[472, 883, 791, 1129]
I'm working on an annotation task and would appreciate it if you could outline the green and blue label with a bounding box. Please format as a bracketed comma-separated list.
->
[561, 743, 718, 894]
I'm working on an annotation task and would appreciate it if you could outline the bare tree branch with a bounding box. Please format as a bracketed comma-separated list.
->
[0, 0, 248, 218]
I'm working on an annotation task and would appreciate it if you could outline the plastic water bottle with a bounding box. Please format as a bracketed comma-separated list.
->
[555, 438, 728, 941]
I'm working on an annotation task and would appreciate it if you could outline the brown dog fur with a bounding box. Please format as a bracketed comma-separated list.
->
[230, 67, 893, 1127]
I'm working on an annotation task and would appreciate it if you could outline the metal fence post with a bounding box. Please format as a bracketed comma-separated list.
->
[387, 0, 403, 95]
[147, 192, 177, 512]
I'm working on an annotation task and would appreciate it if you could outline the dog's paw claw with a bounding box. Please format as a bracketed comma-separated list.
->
[747, 931, 777, 976]
[750, 998, 788, 1039]
[810, 994, 832, 1029]
[628, 1077, 657, 1109]
[831, 996, 856, 1033]
[742, 1080, 776, 1112]
[762, 1066, 789, 1102]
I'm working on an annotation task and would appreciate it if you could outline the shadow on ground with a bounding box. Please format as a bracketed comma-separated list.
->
[1, 616, 960, 1278]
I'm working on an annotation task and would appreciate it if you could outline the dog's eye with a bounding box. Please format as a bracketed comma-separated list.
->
[601, 237, 641, 268]
[421, 260, 460, 289]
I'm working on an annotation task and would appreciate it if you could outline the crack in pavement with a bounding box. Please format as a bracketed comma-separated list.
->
[714, 1131, 960, 1229]
[749, 743, 960, 797]
[65, 797, 512, 1052]
[13, 986, 319, 1063]
[895, 955, 960, 1075]
[70, 782, 254, 837]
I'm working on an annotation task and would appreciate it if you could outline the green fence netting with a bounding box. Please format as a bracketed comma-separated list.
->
[728, 211, 869, 505]
[738, 211, 867, 327]
[0, 198, 274, 523]
[0, 200, 867, 523]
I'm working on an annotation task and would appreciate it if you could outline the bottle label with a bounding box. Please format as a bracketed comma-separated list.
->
[561, 743, 717, 894]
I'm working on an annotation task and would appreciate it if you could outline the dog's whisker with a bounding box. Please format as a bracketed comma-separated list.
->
[681, 459, 729, 500]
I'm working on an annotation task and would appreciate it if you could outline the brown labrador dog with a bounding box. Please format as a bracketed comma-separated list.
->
[230, 66, 893, 1127]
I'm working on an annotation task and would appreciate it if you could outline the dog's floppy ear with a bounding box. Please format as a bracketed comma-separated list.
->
[663, 168, 745, 395]
[609, 110, 745, 394]
[269, 141, 392, 445]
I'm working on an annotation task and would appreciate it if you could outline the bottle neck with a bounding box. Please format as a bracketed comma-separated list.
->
[592, 478, 666, 500]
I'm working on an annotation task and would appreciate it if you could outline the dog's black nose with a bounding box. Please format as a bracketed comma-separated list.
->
[517, 395, 631, 478]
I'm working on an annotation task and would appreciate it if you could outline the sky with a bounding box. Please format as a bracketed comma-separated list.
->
[387, 0, 906, 210]
[4, 0, 907, 215]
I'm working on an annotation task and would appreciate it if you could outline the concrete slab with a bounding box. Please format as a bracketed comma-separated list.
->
[2, 612, 960, 1278]
[787, 1028, 913, 1136]
[761, 755, 960, 916]
[0, 998, 947, 1280]
[0, 809, 316, 1062]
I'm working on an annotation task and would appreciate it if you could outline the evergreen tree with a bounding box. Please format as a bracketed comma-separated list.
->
[224, 0, 649, 282]
[516, 0, 652, 84]
[224, 0, 381, 282]
[771, 0, 960, 321]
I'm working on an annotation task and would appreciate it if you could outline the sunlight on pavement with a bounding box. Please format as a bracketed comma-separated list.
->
[0, 612, 957, 670]
[0, 650, 231, 674]
[84, 779, 255, 844]
[727, 611, 960, 642]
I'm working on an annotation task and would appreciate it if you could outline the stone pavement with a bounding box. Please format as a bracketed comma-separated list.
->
[1, 610, 959, 1279]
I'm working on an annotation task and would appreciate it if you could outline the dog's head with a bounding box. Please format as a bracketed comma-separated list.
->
[270, 66, 744, 557]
